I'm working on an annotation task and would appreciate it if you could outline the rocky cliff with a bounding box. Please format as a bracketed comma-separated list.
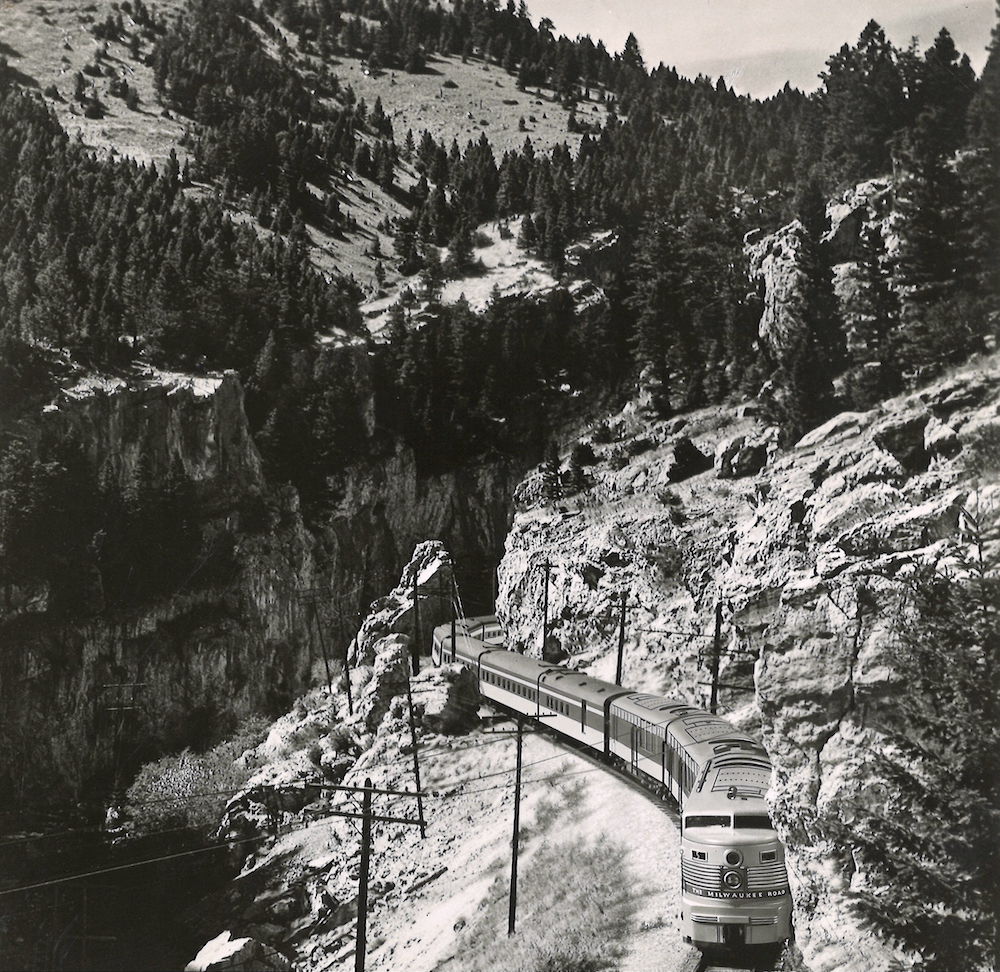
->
[0, 370, 319, 807]
[0, 365, 524, 810]
[496, 354, 1000, 971]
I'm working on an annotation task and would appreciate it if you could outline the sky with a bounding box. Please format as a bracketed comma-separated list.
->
[526, 0, 996, 97]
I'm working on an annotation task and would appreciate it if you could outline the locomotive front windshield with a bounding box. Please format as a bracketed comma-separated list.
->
[734, 814, 774, 829]
[684, 814, 775, 830]
[684, 815, 730, 828]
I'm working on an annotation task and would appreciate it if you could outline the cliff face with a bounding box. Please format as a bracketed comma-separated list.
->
[496, 356, 1000, 972]
[0, 371, 319, 807]
[0, 369, 524, 809]
[319, 440, 526, 609]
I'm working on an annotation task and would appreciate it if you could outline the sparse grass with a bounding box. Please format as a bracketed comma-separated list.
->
[342, 53, 607, 157]
[1, 1, 609, 293]
[451, 778, 634, 972]
[453, 835, 636, 972]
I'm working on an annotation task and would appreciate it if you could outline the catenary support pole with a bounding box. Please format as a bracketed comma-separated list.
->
[343, 637, 354, 717]
[404, 666, 426, 838]
[710, 600, 723, 714]
[411, 572, 420, 675]
[450, 577, 457, 665]
[355, 779, 373, 972]
[615, 590, 628, 685]
[541, 561, 551, 659]
[508, 718, 523, 936]
[310, 600, 333, 696]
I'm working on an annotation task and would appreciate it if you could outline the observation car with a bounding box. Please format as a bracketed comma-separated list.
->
[431, 614, 792, 947]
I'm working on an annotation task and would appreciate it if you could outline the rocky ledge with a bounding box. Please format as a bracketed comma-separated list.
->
[497, 354, 1000, 971]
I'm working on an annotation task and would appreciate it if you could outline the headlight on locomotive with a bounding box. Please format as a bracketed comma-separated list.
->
[721, 868, 745, 891]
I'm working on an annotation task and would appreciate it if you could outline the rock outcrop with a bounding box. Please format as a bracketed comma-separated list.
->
[496, 355, 1000, 972]
[186, 931, 293, 972]
[714, 428, 777, 478]
[1, 351, 521, 805]
[746, 220, 812, 360]
[201, 546, 480, 962]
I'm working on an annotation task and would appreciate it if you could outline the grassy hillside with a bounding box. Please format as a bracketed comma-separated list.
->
[0, 0, 604, 287]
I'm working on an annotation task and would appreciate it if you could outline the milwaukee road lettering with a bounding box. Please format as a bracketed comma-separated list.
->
[684, 885, 789, 899]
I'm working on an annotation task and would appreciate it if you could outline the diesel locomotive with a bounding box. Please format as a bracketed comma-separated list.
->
[432, 614, 792, 948]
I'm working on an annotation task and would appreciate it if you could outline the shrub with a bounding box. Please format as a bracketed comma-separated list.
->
[570, 441, 596, 467]
[655, 488, 682, 507]
[124, 715, 269, 835]
[965, 423, 1000, 477]
[591, 420, 614, 444]
[608, 447, 628, 470]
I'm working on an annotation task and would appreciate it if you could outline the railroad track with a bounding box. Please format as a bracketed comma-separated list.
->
[481, 704, 682, 821]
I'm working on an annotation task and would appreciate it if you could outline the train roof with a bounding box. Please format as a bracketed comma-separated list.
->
[540, 668, 626, 707]
[479, 648, 551, 681]
[611, 693, 696, 724]
[479, 650, 626, 706]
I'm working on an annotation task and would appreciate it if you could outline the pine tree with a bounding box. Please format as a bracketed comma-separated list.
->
[831, 520, 1000, 972]
[788, 178, 844, 408]
[843, 223, 901, 407]
[541, 443, 562, 502]
[627, 214, 684, 417]
[820, 21, 907, 184]
[892, 108, 975, 379]
[517, 212, 536, 249]
[444, 219, 476, 278]
[961, 2, 1000, 320]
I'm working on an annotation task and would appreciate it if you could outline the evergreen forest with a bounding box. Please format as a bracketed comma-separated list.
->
[1, 0, 998, 611]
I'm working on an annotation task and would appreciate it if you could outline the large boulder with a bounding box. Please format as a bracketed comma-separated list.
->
[870, 413, 930, 472]
[664, 436, 712, 482]
[186, 931, 292, 972]
[745, 220, 810, 360]
[714, 431, 774, 479]
[415, 663, 481, 734]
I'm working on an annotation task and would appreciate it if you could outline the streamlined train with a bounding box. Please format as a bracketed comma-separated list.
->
[432, 614, 792, 948]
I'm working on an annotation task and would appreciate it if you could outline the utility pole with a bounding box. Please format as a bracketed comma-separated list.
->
[355, 779, 372, 972]
[100, 683, 145, 794]
[403, 665, 426, 838]
[615, 590, 628, 685]
[710, 600, 722, 715]
[350, 779, 424, 972]
[330, 604, 360, 717]
[298, 589, 357, 714]
[308, 599, 333, 696]
[483, 713, 554, 937]
[450, 575, 458, 665]
[342, 639, 354, 717]
[411, 572, 420, 675]
[540, 561, 552, 659]
[508, 718, 524, 936]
